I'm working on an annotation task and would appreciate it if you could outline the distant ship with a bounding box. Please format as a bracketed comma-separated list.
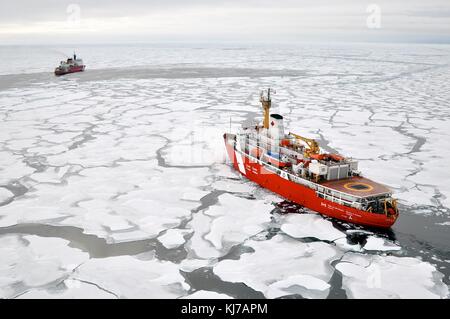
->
[54, 53, 85, 76]
[223, 89, 399, 228]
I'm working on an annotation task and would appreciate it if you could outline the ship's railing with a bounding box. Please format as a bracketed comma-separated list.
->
[316, 189, 362, 209]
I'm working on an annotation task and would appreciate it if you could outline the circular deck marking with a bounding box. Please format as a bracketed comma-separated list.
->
[344, 182, 374, 192]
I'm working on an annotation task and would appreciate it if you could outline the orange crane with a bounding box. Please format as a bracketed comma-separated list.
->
[288, 132, 320, 157]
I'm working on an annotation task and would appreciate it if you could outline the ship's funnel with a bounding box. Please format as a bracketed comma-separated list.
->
[269, 114, 284, 139]
[269, 114, 284, 154]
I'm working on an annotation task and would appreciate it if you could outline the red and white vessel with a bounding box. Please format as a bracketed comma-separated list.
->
[224, 89, 399, 228]
[54, 53, 85, 76]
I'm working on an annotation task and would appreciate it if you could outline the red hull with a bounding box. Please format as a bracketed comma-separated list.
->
[224, 138, 398, 228]
[54, 65, 85, 76]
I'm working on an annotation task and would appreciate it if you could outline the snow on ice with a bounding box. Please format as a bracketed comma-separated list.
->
[157, 229, 192, 249]
[280, 213, 346, 242]
[363, 236, 401, 252]
[0, 235, 89, 298]
[70, 255, 189, 298]
[213, 234, 342, 299]
[336, 253, 449, 299]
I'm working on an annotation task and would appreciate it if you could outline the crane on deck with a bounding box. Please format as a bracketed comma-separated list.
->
[288, 132, 320, 157]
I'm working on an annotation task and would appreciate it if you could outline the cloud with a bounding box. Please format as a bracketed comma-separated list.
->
[1, 0, 449, 44]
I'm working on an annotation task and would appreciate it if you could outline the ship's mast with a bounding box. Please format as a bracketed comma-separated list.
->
[260, 88, 274, 129]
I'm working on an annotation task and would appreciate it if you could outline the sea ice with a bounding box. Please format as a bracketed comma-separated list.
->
[185, 191, 274, 259]
[29, 166, 70, 184]
[280, 213, 346, 242]
[18, 280, 116, 299]
[0, 235, 89, 298]
[0, 163, 210, 242]
[396, 184, 438, 207]
[265, 274, 330, 299]
[336, 253, 449, 299]
[0, 187, 13, 203]
[211, 179, 255, 193]
[181, 190, 210, 201]
[0, 152, 35, 184]
[211, 163, 240, 179]
[203, 193, 272, 250]
[182, 290, 233, 299]
[363, 236, 401, 252]
[71, 255, 189, 298]
[334, 237, 363, 252]
[157, 229, 192, 249]
[213, 234, 342, 298]
[186, 212, 221, 259]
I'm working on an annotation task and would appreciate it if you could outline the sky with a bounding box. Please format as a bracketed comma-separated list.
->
[0, 0, 449, 45]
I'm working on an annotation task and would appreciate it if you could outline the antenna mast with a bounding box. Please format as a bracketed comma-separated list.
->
[260, 88, 275, 129]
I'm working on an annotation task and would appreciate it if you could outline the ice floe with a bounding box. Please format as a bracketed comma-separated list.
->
[336, 253, 449, 299]
[29, 166, 70, 184]
[186, 211, 221, 259]
[18, 280, 116, 299]
[0, 235, 89, 298]
[181, 190, 210, 201]
[0, 187, 13, 203]
[363, 236, 401, 252]
[265, 274, 330, 299]
[280, 213, 346, 242]
[203, 193, 272, 250]
[211, 163, 240, 179]
[71, 255, 189, 298]
[211, 179, 255, 193]
[179, 259, 213, 272]
[0, 163, 210, 242]
[213, 234, 342, 298]
[158, 229, 192, 249]
[185, 192, 274, 259]
[0, 152, 35, 184]
[182, 290, 233, 299]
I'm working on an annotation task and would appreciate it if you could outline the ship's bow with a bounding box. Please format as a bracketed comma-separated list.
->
[223, 133, 237, 166]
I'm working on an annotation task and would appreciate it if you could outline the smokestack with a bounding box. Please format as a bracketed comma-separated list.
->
[269, 114, 284, 140]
